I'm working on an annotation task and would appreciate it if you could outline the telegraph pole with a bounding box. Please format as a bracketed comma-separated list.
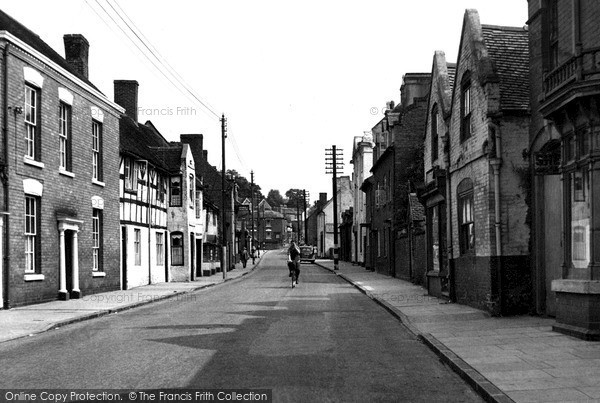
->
[250, 170, 255, 251]
[295, 195, 301, 243]
[303, 189, 309, 246]
[325, 146, 343, 270]
[221, 114, 227, 279]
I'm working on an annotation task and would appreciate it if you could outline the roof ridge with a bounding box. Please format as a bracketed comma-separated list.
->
[481, 24, 527, 32]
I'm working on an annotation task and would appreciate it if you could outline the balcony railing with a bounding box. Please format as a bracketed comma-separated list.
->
[543, 47, 600, 95]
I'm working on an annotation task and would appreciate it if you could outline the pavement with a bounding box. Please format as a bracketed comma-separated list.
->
[0, 251, 267, 345]
[314, 259, 600, 403]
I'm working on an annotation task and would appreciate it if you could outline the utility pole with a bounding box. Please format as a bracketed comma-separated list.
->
[325, 145, 343, 270]
[303, 189, 309, 246]
[250, 170, 254, 251]
[221, 114, 227, 279]
[295, 195, 300, 243]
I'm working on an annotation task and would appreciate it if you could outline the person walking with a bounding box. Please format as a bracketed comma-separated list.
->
[288, 241, 301, 284]
[240, 247, 250, 268]
[251, 245, 257, 264]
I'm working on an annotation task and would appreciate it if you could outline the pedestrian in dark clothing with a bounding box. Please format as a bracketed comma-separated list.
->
[240, 247, 249, 268]
[288, 241, 301, 284]
[251, 246, 257, 264]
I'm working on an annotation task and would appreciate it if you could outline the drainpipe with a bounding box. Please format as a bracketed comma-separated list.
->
[2, 44, 10, 309]
[444, 131, 454, 301]
[489, 123, 503, 313]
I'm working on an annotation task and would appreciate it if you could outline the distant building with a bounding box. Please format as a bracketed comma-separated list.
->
[305, 193, 327, 248]
[316, 177, 353, 258]
[350, 132, 374, 265]
[0, 10, 123, 307]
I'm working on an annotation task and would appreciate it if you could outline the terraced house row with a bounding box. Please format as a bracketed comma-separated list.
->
[0, 10, 229, 308]
[350, 3, 600, 340]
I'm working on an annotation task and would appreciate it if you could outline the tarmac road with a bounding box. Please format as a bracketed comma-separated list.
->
[0, 250, 482, 402]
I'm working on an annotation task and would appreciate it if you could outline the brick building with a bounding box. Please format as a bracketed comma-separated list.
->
[421, 51, 456, 298]
[364, 74, 429, 278]
[392, 74, 429, 284]
[447, 10, 530, 315]
[0, 10, 123, 307]
[527, 0, 600, 339]
[256, 200, 286, 250]
[366, 116, 395, 275]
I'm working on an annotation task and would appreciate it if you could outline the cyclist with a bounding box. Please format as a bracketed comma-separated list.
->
[287, 241, 301, 284]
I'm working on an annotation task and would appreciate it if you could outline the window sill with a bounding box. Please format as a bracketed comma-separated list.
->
[23, 157, 44, 169]
[24, 273, 44, 281]
[59, 169, 75, 178]
[93, 179, 106, 188]
[92, 271, 106, 277]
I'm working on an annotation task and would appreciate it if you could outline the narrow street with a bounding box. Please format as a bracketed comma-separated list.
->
[0, 251, 482, 402]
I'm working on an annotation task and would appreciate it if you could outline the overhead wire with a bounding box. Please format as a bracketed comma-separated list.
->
[86, 0, 251, 178]
[105, 0, 221, 120]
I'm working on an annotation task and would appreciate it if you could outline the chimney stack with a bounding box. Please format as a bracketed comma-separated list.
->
[63, 34, 89, 79]
[114, 80, 139, 121]
[319, 192, 328, 207]
[180, 134, 204, 169]
[400, 73, 431, 108]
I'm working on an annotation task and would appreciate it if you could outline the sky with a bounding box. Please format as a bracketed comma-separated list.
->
[1, 0, 528, 204]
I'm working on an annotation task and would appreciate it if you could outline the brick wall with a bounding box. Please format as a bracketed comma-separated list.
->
[4, 44, 121, 306]
[447, 10, 531, 313]
[393, 100, 427, 228]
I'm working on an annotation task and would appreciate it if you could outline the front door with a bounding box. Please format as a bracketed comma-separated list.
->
[121, 227, 128, 290]
[65, 231, 73, 295]
[544, 174, 563, 316]
[190, 233, 195, 280]
[196, 239, 202, 277]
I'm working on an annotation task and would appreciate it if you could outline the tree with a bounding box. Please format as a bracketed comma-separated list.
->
[266, 189, 285, 207]
[228, 170, 263, 201]
[285, 188, 304, 208]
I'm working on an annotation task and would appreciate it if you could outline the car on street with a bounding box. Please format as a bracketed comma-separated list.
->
[299, 245, 317, 263]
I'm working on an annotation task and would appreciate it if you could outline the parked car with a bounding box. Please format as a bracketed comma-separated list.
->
[299, 245, 317, 263]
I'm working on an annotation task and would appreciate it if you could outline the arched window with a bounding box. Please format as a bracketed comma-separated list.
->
[457, 178, 474, 254]
[460, 71, 472, 142]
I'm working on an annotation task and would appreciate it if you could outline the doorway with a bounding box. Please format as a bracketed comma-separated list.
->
[121, 227, 127, 290]
[65, 231, 74, 296]
[196, 239, 202, 277]
[190, 233, 195, 281]
[543, 174, 563, 316]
